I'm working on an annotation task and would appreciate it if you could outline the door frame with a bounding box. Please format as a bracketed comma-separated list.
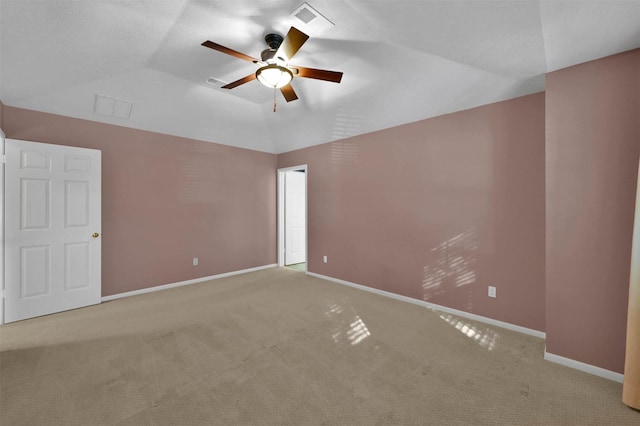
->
[277, 165, 308, 270]
[1, 128, 5, 324]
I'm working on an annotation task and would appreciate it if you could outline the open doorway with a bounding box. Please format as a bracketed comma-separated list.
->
[278, 165, 307, 272]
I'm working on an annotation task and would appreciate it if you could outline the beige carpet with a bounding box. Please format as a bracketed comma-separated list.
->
[1, 267, 638, 425]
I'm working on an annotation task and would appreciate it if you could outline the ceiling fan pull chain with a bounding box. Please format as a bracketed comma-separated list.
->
[273, 87, 277, 112]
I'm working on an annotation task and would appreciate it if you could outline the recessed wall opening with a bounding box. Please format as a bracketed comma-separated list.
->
[277, 165, 307, 272]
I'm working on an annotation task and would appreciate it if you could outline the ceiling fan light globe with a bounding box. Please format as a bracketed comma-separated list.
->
[256, 65, 293, 89]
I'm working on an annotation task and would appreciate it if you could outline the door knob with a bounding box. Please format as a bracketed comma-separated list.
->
[92, 232, 100, 238]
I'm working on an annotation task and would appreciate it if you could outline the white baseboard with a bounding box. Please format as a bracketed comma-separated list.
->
[306, 272, 546, 339]
[308, 272, 626, 383]
[98, 267, 623, 384]
[544, 350, 624, 383]
[102, 264, 277, 302]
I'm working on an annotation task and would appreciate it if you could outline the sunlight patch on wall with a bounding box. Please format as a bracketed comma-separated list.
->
[178, 154, 219, 204]
[330, 139, 359, 165]
[423, 228, 478, 301]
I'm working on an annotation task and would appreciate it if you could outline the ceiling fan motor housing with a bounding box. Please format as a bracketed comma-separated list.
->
[263, 33, 286, 63]
[264, 33, 284, 50]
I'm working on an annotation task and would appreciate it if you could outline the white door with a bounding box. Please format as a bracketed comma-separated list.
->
[285, 170, 306, 265]
[4, 139, 101, 323]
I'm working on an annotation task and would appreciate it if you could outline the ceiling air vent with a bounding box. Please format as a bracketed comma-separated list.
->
[94, 94, 133, 119]
[295, 6, 317, 24]
[290, 3, 334, 34]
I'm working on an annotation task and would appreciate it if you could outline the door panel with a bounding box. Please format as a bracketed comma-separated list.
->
[21, 149, 51, 170]
[65, 242, 90, 290]
[21, 245, 51, 297]
[65, 181, 90, 226]
[5, 139, 101, 323]
[22, 178, 51, 229]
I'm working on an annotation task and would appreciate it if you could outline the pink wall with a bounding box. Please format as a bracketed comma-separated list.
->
[545, 49, 640, 373]
[3, 48, 638, 375]
[3, 106, 277, 296]
[279, 93, 547, 332]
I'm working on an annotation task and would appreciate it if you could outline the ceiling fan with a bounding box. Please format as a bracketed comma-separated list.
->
[201, 27, 343, 109]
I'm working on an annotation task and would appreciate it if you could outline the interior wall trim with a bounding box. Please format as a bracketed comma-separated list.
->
[0, 128, 5, 325]
[306, 272, 546, 339]
[544, 350, 625, 383]
[101, 264, 278, 302]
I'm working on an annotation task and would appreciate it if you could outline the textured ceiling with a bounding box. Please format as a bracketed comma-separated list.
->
[1, 0, 639, 154]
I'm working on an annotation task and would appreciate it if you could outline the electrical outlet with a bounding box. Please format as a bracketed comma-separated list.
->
[488, 286, 497, 298]
[323, 255, 327, 263]
[193, 257, 198, 266]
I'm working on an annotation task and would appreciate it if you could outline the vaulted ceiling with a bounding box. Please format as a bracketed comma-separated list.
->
[1, 1, 639, 153]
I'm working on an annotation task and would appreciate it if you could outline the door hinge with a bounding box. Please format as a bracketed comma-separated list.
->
[1, 154, 6, 164]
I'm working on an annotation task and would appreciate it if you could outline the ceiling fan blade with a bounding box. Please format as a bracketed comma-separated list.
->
[280, 84, 298, 102]
[201, 40, 259, 63]
[275, 27, 309, 62]
[222, 73, 257, 89]
[294, 66, 343, 83]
